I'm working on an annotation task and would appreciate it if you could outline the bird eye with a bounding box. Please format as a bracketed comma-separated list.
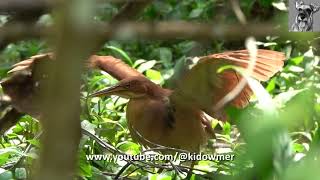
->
[125, 84, 131, 89]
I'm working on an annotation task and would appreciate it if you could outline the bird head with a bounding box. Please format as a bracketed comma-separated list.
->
[89, 76, 154, 99]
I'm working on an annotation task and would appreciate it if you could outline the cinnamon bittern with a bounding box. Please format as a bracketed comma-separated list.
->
[1, 50, 285, 152]
[89, 49, 285, 152]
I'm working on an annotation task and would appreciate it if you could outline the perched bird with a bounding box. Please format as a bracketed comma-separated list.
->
[1, 50, 285, 152]
[90, 49, 285, 152]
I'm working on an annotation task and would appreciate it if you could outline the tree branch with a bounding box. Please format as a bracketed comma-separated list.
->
[0, 23, 47, 51]
[0, 21, 317, 51]
[0, 0, 51, 15]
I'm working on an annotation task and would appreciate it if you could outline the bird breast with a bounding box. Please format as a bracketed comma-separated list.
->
[126, 97, 208, 152]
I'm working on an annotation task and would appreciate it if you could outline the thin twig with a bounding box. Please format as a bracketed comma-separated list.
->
[114, 162, 131, 179]
[229, 0, 247, 25]
[82, 127, 215, 174]
[131, 123, 190, 154]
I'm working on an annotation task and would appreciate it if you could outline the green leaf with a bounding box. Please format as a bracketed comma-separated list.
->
[0, 153, 10, 166]
[189, 8, 203, 18]
[133, 59, 147, 68]
[137, 60, 157, 73]
[12, 124, 24, 134]
[81, 120, 97, 134]
[149, 174, 172, 180]
[153, 1, 172, 14]
[15, 168, 27, 179]
[223, 122, 231, 135]
[116, 141, 140, 154]
[263, 42, 277, 47]
[293, 143, 305, 153]
[0, 147, 24, 157]
[100, 117, 126, 131]
[26, 139, 40, 148]
[194, 160, 216, 173]
[78, 151, 92, 177]
[146, 69, 163, 84]
[159, 48, 172, 64]
[274, 89, 307, 107]
[151, 47, 172, 68]
[290, 56, 304, 65]
[0, 168, 13, 179]
[177, 41, 198, 54]
[259, 0, 273, 7]
[287, 65, 304, 73]
[105, 46, 133, 65]
[266, 78, 276, 92]
[272, 2, 287, 11]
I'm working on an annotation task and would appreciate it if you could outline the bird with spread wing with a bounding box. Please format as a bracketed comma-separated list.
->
[1, 49, 285, 152]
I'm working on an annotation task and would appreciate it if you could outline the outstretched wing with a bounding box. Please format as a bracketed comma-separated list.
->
[171, 49, 285, 119]
[1, 53, 54, 116]
[89, 55, 144, 80]
[1, 54, 143, 116]
[9, 54, 143, 80]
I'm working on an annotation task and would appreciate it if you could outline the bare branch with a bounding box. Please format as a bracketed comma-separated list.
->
[0, 0, 152, 20]
[0, 23, 47, 51]
[102, 21, 318, 41]
[0, 0, 51, 15]
[0, 21, 316, 51]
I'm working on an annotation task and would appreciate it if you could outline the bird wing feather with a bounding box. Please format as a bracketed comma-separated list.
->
[170, 49, 285, 119]
[89, 55, 144, 80]
[2, 54, 144, 116]
[9, 54, 143, 81]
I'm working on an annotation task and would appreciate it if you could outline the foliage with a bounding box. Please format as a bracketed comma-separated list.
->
[1, 0, 320, 179]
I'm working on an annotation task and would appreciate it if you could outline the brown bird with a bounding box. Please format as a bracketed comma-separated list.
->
[1, 50, 285, 152]
[89, 49, 285, 152]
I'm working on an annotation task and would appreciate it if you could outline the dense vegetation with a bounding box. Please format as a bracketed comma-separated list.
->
[0, 0, 319, 179]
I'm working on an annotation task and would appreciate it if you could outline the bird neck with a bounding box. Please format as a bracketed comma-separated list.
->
[139, 82, 171, 100]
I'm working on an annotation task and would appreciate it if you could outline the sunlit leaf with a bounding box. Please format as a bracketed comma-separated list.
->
[146, 69, 163, 84]
[137, 60, 157, 73]
[287, 65, 304, 73]
[266, 78, 276, 92]
[81, 120, 97, 134]
[116, 141, 140, 154]
[290, 56, 304, 65]
[272, 2, 287, 11]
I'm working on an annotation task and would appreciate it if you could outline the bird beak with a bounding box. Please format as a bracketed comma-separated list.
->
[89, 84, 126, 97]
